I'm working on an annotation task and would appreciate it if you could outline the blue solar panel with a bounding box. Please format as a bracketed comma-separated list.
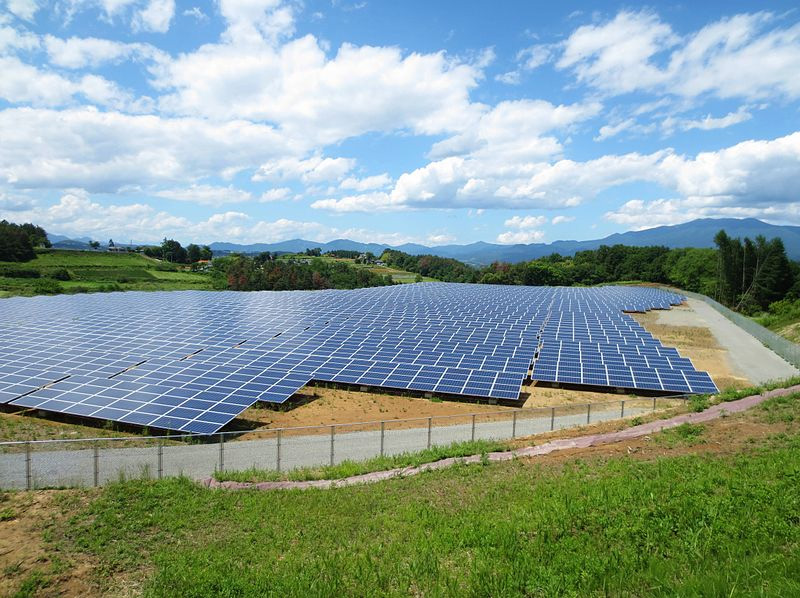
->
[0, 284, 714, 433]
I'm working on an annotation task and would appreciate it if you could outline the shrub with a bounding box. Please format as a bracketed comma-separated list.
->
[0, 266, 40, 278]
[31, 279, 62, 294]
[48, 267, 71, 281]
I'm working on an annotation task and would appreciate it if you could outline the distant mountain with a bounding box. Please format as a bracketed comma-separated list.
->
[208, 218, 800, 264]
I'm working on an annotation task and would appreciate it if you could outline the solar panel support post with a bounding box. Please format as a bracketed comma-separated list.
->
[218, 433, 224, 472]
[25, 442, 31, 490]
[471, 414, 476, 442]
[330, 425, 336, 466]
[427, 417, 432, 449]
[550, 407, 555, 431]
[379, 421, 385, 457]
[157, 441, 163, 480]
[276, 429, 282, 473]
[586, 403, 591, 425]
[512, 411, 517, 439]
[93, 441, 99, 487]
[620, 400, 625, 419]
[652, 397, 656, 412]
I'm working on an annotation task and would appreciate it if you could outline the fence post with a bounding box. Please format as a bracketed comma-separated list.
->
[276, 429, 282, 473]
[471, 414, 476, 442]
[652, 396, 656, 412]
[218, 433, 224, 472]
[550, 407, 555, 431]
[586, 403, 591, 425]
[427, 417, 432, 449]
[25, 441, 32, 490]
[157, 441, 163, 480]
[621, 400, 625, 419]
[330, 425, 335, 466]
[512, 411, 517, 439]
[379, 421, 385, 457]
[93, 441, 99, 487]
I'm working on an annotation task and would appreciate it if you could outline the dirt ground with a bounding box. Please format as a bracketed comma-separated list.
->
[633, 305, 751, 390]
[0, 491, 101, 598]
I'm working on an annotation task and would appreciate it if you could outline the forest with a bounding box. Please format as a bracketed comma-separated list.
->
[216, 254, 394, 291]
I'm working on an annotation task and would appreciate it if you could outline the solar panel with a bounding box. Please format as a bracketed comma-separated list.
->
[0, 284, 715, 434]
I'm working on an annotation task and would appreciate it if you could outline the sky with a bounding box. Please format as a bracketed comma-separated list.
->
[0, 0, 799, 247]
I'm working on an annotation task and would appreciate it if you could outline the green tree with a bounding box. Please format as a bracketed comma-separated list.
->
[186, 243, 201, 263]
[0, 220, 36, 262]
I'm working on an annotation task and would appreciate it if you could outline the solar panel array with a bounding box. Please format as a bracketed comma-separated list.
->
[0, 283, 717, 434]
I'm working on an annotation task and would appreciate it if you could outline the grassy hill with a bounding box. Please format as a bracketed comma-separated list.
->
[0, 250, 215, 297]
[279, 254, 437, 283]
[2, 390, 799, 596]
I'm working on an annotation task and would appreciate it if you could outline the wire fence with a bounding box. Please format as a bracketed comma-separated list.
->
[668, 288, 800, 368]
[0, 397, 683, 489]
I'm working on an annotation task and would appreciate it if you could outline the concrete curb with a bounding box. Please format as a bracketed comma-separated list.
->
[200, 385, 800, 491]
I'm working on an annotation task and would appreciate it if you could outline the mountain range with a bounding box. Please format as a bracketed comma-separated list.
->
[49, 218, 800, 264]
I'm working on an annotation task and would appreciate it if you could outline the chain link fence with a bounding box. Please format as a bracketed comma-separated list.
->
[667, 288, 800, 368]
[1, 397, 682, 489]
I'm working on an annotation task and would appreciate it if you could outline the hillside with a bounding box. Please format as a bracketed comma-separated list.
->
[2, 388, 799, 596]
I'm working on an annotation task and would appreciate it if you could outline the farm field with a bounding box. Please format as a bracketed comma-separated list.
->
[279, 254, 437, 283]
[1, 390, 798, 597]
[0, 250, 215, 297]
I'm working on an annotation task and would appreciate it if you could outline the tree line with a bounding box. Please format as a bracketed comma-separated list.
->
[0, 220, 51, 261]
[380, 230, 798, 314]
[215, 254, 393, 291]
[141, 238, 213, 264]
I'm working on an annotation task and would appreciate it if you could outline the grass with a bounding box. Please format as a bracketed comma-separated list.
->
[53, 418, 800, 596]
[214, 439, 510, 483]
[0, 250, 215, 297]
[1, 391, 797, 596]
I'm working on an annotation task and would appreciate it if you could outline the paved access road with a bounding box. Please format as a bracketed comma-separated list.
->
[656, 299, 799, 384]
[0, 402, 656, 489]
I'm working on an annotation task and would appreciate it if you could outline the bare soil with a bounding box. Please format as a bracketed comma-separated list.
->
[633, 306, 751, 390]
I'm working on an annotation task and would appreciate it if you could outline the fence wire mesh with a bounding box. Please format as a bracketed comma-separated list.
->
[667, 288, 800, 368]
[0, 397, 683, 489]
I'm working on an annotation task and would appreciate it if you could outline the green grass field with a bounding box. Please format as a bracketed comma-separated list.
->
[0, 250, 215, 297]
[3, 392, 799, 597]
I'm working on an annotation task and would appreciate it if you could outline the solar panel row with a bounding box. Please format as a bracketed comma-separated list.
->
[0, 283, 716, 434]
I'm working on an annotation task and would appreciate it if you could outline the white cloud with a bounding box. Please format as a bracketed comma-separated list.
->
[517, 44, 552, 70]
[154, 183, 252, 205]
[153, 33, 484, 145]
[557, 10, 800, 101]
[182, 6, 207, 22]
[253, 155, 356, 184]
[670, 106, 752, 132]
[427, 233, 455, 245]
[313, 99, 602, 212]
[44, 36, 162, 69]
[604, 197, 800, 229]
[0, 107, 292, 192]
[259, 187, 291, 202]
[5, 0, 42, 21]
[504, 215, 547, 228]
[496, 229, 545, 244]
[494, 71, 520, 85]
[551, 215, 574, 224]
[132, 0, 174, 33]
[0, 56, 141, 110]
[594, 118, 637, 141]
[339, 173, 392, 191]
[0, 16, 39, 52]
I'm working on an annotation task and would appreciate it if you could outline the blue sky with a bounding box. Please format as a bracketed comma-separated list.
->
[0, 0, 799, 247]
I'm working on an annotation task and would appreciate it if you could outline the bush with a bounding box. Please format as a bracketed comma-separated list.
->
[31, 279, 62, 294]
[48, 267, 71, 281]
[689, 395, 710, 412]
[0, 266, 40, 278]
[66, 286, 90, 294]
